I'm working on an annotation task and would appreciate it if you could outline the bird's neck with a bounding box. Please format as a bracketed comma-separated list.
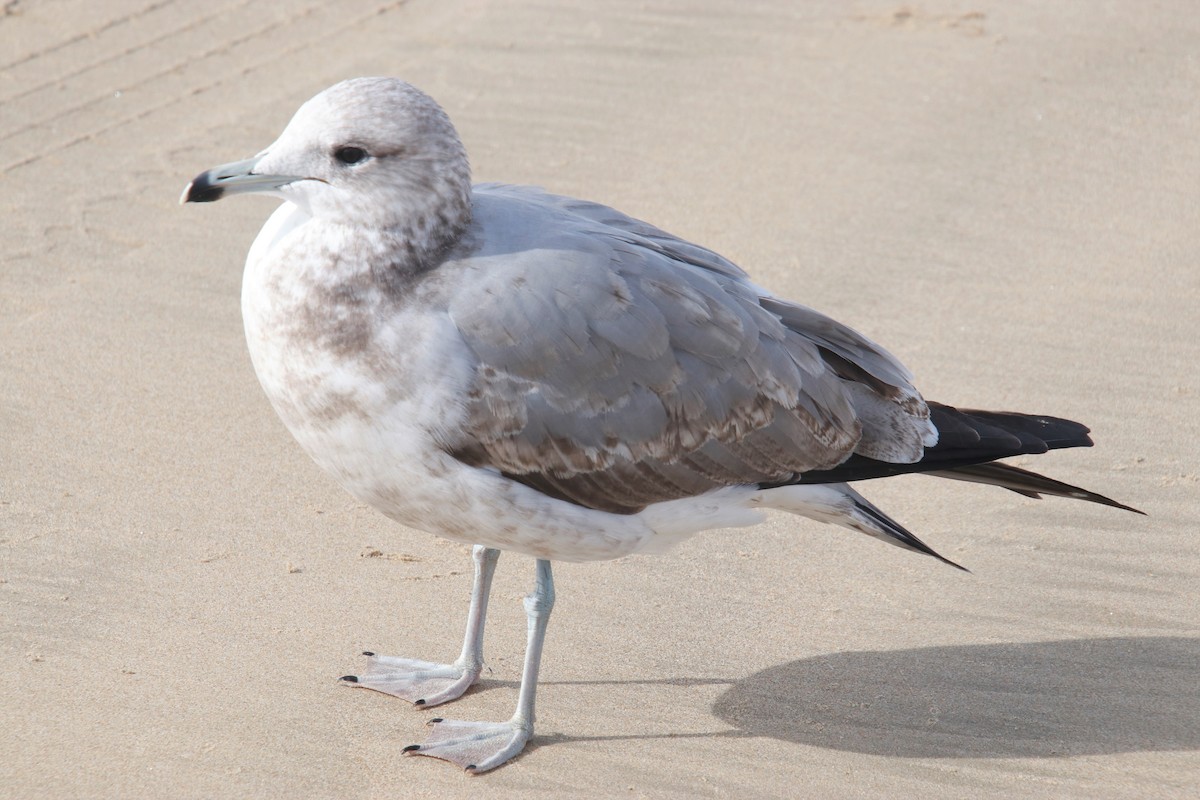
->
[390, 184, 473, 276]
[373, 159, 474, 278]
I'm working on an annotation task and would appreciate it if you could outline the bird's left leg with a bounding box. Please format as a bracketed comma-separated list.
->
[340, 544, 500, 707]
[403, 557, 555, 773]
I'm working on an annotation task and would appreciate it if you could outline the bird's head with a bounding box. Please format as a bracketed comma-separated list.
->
[182, 78, 472, 249]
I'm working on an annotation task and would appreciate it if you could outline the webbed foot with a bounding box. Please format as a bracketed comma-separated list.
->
[403, 717, 531, 773]
[340, 652, 480, 707]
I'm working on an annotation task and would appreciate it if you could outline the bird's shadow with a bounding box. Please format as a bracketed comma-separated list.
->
[409, 636, 1198, 762]
[709, 636, 1200, 758]
[491, 636, 1200, 758]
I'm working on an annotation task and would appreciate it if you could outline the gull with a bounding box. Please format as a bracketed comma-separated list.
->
[182, 77, 1139, 773]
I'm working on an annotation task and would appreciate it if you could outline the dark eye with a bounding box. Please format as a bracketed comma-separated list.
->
[334, 146, 369, 165]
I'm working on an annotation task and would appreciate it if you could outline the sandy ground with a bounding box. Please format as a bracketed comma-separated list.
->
[2, 0, 1198, 797]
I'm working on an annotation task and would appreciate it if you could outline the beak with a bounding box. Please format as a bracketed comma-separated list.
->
[179, 156, 305, 204]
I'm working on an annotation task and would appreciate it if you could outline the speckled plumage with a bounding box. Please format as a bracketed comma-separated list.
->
[230, 81, 940, 551]
[221, 79, 946, 562]
[183, 78, 1134, 772]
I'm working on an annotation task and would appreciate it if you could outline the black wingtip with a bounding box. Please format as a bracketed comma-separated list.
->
[854, 501, 970, 572]
[926, 547, 970, 573]
[1088, 495, 1146, 515]
[930, 463, 1146, 516]
[946, 557, 972, 574]
[340, 675, 358, 683]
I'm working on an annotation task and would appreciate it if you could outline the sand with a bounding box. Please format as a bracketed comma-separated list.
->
[2, 1, 1198, 797]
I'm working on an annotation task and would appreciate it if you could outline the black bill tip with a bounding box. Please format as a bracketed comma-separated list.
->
[181, 171, 224, 204]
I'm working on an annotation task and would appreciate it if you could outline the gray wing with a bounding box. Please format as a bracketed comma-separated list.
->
[503, 185, 753, 283]
[442, 185, 934, 513]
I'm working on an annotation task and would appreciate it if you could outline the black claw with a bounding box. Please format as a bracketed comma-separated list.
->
[402, 744, 421, 752]
[415, 698, 426, 705]
[362, 651, 375, 657]
[340, 675, 359, 683]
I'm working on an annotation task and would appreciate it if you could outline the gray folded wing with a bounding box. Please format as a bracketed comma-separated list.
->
[442, 185, 933, 513]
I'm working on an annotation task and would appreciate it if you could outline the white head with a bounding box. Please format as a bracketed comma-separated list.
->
[184, 78, 473, 263]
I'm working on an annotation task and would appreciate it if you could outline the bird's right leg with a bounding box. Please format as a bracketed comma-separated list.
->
[403, 557, 555, 773]
[340, 545, 500, 707]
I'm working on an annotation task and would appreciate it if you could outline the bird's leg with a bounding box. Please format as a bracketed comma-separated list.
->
[404, 558, 555, 773]
[340, 545, 500, 707]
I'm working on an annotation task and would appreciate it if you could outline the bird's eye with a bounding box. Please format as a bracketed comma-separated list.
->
[334, 146, 369, 165]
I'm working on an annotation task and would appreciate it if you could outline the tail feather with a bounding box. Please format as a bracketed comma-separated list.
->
[780, 404, 1138, 515]
[786, 403, 1098, 485]
[757, 404, 1141, 570]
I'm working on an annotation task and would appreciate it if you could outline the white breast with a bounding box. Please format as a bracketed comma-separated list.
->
[237, 204, 672, 562]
